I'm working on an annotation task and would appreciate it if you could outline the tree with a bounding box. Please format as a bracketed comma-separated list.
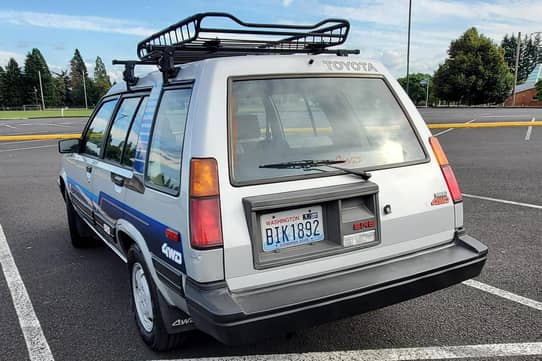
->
[501, 33, 542, 83]
[433, 28, 513, 105]
[2, 58, 25, 107]
[69, 49, 89, 107]
[398, 73, 434, 105]
[0, 66, 5, 108]
[94, 56, 111, 100]
[24, 48, 55, 108]
[536, 80, 542, 102]
[52, 70, 71, 107]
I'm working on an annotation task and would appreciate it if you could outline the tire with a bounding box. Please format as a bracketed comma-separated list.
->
[65, 191, 96, 248]
[128, 244, 187, 351]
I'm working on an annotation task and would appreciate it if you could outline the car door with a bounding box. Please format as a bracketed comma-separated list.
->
[66, 99, 118, 223]
[92, 95, 148, 245]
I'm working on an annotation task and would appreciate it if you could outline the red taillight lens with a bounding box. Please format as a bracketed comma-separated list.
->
[190, 198, 223, 249]
[441, 165, 462, 202]
[189, 158, 223, 249]
[429, 136, 462, 203]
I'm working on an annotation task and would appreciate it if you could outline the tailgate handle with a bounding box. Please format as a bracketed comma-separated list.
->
[85, 165, 92, 173]
[111, 173, 125, 187]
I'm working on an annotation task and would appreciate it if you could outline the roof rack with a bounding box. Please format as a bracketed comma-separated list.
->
[113, 12, 359, 84]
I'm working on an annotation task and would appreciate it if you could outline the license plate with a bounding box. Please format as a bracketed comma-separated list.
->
[260, 206, 324, 252]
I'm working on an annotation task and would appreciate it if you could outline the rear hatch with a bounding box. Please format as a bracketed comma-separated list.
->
[222, 75, 457, 292]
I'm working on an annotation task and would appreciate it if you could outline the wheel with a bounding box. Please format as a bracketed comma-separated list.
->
[65, 191, 95, 248]
[128, 244, 187, 351]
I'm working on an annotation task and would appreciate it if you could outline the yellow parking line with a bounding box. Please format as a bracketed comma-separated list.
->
[428, 121, 542, 129]
[1, 120, 541, 142]
[0, 133, 81, 141]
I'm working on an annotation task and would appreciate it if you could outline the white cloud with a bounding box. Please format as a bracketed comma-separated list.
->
[0, 10, 157, 36]
[282, 0, 294, 7]
[0, 50, 25, 67]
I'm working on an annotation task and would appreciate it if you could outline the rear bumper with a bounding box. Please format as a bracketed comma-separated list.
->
[185, 234, 487, 345]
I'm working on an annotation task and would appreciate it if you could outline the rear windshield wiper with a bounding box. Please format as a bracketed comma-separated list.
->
[259, 159, 372, 181]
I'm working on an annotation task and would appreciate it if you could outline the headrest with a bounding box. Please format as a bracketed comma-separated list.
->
[237, 113, 261, 140]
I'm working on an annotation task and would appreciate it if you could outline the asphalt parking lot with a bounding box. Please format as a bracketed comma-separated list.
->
[0, 108, 541, 361]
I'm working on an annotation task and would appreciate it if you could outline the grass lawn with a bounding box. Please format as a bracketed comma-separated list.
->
[0, 108, 92, 119]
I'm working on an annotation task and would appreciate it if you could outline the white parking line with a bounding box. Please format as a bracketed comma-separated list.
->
[463, 279, 542, 311]
[462, 193, 542, 210]
[433, 119, 476, 137]
[525, 117, 535, 141]
[0, 225, 54, 361]
[151, 342, 542, 361]
[0, 144, 57, 153]
[43, 123, 73, 128]
[480, 114, 529, 118]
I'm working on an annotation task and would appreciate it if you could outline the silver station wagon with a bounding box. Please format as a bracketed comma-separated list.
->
[57, 13, 488, 350]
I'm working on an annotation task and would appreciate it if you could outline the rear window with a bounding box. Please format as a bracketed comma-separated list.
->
[230, 77, 426, 184]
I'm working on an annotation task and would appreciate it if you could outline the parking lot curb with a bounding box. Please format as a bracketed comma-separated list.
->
[0, 133, 81, 141]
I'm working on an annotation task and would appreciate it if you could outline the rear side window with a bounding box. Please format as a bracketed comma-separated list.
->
[146, 88, 192, 194]
[83, 100, 117, 156]
[123, 97, 148, 167]
[104, 97, 141, 163]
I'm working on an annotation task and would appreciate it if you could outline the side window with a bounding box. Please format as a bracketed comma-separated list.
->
[104, 97, 141, 163]
[146, 88, 192, 194]
[83, 100, 117, 156]
[122, 97, 148, 167]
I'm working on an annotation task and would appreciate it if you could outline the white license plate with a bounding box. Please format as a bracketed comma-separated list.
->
[260, 206, 324, 252]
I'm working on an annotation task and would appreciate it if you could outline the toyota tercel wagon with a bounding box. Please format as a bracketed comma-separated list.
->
[58, 13, 488, 350]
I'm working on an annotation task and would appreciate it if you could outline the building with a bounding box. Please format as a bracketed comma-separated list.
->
[505, 64, 542, 107]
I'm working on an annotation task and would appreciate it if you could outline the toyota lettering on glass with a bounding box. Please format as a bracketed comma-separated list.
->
[260, 206, 324, 252]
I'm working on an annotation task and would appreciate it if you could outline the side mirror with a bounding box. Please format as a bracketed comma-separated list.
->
[58, 138, 81, 153]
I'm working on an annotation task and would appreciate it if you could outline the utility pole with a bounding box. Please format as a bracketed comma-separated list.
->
[38, 70, 45, 111]
[512, 32, 521, 106]
[82, 70, 88, 109]
[406, 0, 412, 95]
[425, 79, 430, 107]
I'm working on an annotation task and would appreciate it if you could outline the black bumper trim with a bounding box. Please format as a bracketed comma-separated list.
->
[186, 234, 487, 345]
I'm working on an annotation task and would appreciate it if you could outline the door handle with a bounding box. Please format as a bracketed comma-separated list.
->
[86, 165, 92, 173]
[111, 173, 125, 187]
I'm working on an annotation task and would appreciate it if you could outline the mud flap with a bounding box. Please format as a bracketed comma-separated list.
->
[157, 291, 196, 334]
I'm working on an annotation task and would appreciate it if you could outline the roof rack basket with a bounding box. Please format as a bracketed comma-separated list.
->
[114, 12, 359, 84]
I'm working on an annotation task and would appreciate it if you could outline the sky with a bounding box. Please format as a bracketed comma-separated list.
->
[1, 0, 541, 81]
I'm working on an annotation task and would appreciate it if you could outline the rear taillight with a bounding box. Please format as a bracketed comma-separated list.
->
[189, 158, 223, 249]
[429, 136, 462, 203]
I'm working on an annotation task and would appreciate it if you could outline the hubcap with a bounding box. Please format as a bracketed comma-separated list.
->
[132, 262, 154, 332]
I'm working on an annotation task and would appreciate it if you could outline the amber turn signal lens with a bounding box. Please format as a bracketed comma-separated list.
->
[190, 158, 219, 197]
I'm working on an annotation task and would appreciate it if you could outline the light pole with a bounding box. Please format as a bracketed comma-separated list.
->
[38, 70, 45, 111]
[406, 0, 412, 94]
[82, 70, 88, 109]
[512, 31, 542, 106]
[420, 78, 430, 107]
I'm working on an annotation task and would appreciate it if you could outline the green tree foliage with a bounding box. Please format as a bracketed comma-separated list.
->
[2, 58, 25, 107]
[398, 73, 434, 105]
[536, 80, 542, 102]
[501, 33, 542, 83]
[24, 48, 56, 108]
[433, 28, 513, 105]
[94, 56, 111, 100]
[52, 70, 71, 107]
[70, 49, 90, 107]
[0, 66, 5, 108]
